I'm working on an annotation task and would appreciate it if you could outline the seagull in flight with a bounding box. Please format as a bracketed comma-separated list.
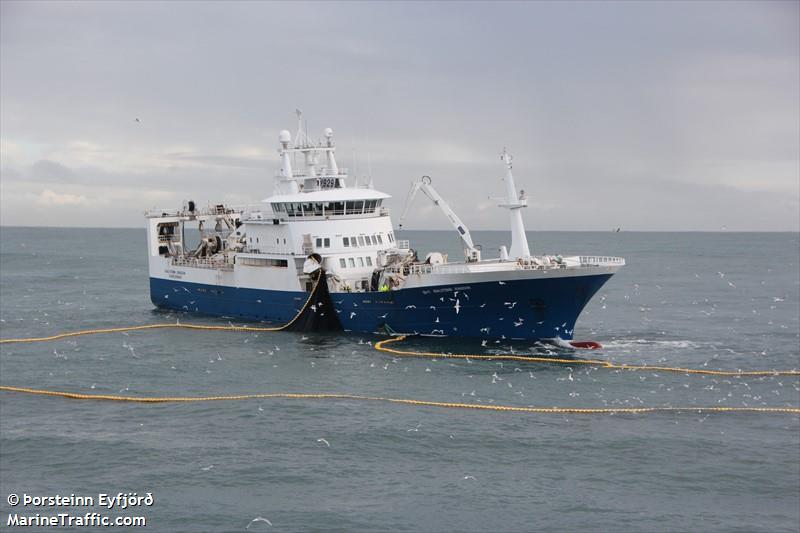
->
[317, 438, 330, 447]
[246, 517, 272, 529]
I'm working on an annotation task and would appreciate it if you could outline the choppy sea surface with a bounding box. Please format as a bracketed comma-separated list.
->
[1, 227, 798, 532]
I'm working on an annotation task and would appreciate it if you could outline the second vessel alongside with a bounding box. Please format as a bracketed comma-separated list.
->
[146, 117, 624, 341]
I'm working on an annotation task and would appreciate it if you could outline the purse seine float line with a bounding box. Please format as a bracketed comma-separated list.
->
[1, 320, 798, 416]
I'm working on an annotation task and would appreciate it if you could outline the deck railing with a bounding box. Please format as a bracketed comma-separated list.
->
[383, 256, 625, 276]
[170, 257, 233, 271]
[578, 256, 626, 266]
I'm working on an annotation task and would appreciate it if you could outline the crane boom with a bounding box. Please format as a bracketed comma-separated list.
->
[399, 176, 481, 262]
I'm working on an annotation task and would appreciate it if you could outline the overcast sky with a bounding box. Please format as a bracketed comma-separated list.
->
[1, 1, 798, 231]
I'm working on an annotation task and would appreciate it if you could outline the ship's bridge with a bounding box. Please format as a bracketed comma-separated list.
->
[262, 188, 390, 219]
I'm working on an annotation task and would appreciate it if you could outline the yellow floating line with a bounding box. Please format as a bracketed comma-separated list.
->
[0, 323, 283, 344]
[1, 386, 798, 415]
[373, 336, 800, 377]
[2, 325, 799, 377]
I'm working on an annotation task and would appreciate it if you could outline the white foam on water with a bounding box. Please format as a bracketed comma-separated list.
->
[602, 339, 702, 350]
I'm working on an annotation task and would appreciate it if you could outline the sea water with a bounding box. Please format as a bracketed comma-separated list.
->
[1, 228, 798, 532]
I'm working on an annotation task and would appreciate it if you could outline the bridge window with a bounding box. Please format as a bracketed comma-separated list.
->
[366, 256, 373, 266]
[358, 236, 365, 246]
[348, 258, 355, 268]
[239, 257, 288, 267]
[358, 257, 364, 267]
[339, 258, 346, 268]
[351, 236, 359, 247]
[343, 237, 349, 247]
[324, 238, 330, 247]
[315, 238, 322, 248]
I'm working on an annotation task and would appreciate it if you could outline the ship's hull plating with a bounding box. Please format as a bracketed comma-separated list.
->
[150, 273, 612, 340]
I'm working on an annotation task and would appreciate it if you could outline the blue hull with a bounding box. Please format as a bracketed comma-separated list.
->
[150, 273, 612, 340]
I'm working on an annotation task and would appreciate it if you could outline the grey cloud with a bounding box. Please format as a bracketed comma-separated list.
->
[1, 1, 797, 230]
[164, 153, 270, 169]
[28, 159, 76, 182]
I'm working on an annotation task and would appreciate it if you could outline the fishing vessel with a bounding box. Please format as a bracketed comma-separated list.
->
[145, 116, 624, 341]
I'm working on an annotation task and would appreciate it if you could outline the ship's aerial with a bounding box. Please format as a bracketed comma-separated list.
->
[146, 114, 624, 341]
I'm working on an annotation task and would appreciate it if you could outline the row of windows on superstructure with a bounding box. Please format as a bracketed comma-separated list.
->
[249, 237, 288, 245]
[249, 233, 395, 249]
[315, 232, 394, 249]
[338, 256, 373, 269]
[272, 199, 383, 217]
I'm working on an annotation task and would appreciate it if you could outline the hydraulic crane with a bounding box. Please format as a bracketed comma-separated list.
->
[398, 175, 481, 262]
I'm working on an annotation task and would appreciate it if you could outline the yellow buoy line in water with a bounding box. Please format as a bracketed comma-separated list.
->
[1, 322, 798, 415]
[0, 385, 798, 415]
[374, 336, 800, 377]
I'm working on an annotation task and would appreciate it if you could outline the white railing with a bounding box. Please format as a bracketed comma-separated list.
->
[383, 255, 625, 277]
[171, 257, 233, 271]
[146, 203, 261, 218]
[579, 256, 626, 266]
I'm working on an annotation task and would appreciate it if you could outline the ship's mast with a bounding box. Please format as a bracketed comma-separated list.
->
[499, 150, 531, 259]
[277, 130, 298, 194]
[274, 111, 344, 195]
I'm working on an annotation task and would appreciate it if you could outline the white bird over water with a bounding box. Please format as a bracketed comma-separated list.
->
[246, 516, 272, 529]
[317, 438, 330, 447]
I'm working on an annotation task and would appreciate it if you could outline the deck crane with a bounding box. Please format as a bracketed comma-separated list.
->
[398, 175, 481, 262]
